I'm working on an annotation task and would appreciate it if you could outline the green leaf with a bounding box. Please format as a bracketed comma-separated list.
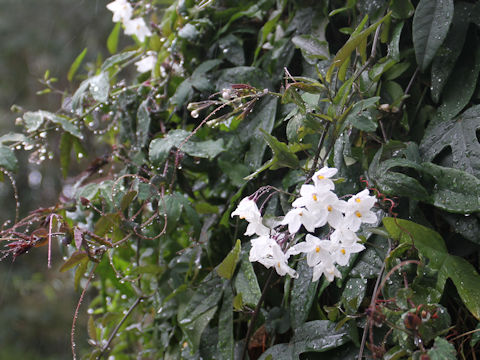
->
[67, 48, 87, 82]
[234, 250, 261, 307]
[136, 99, 150, 148]
[368, 147, 430, 201]
[89, 72, 109, 103]
[427, 337, 456, 359]
[178, 271, 225, 350]
[0, 146, 17, 171]
[412, 0, 454, 71]
[290, 260, 319, 329]
[87, 316, 97, 342]
[23, 111, 44, 132]
[59, 251, 88, 272]
[420, 105, 480, 178]
[437, 39, 480, 121]
[383, 218, 480, 319]
[107, 22, 121, 54]
[421, 162, 480, 213]
[291, 35, 329, 60]
[342, 96, 380, 132]
[430, 3, 471, 103]
[262, 129, 299, 169]
[390, 0, 414, 19]
[326, 13, 391, 82]
[60, 132, 73, 178]
[149, 129, 189, 165]
[216, 239, 241, 280]
[183, 138, 225, 159]
[258, 320, 351, 359]
[217, 286, 234, 359]
[244, 97, 278, 170]
[23, 110, 83, 139]
[101, 51, 138, 72]
[341, 278, 367, 313]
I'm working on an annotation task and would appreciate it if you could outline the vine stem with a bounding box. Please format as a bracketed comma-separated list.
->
[99, 296, 143, 358]
[241, 269, 275, 360]
[71, 262, 98, 360]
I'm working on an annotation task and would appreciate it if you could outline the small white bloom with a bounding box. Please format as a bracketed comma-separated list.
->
[312, 259, 341, 282]
[259, 242, 298, 278]
[329, 231, 365, 266]
[347, 189, 376, 210]
[343, 189, 377, 231]
[286, 234, 332, 267]
[312, 166, 337, 191]
[249, 235, 276, 263]
[106, 0, 133, 23]
[292, 184, 328, 212]
[134, 53, 157, 73]
[244, 218, 270, 237]
[124, 18, 152, 42]
[231, 197, 260, 222]
[281, 207, 304, 234]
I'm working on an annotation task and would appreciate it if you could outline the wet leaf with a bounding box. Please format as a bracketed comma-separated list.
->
[59, 251, 88, 272]
[290, 260, 319, 329]
[67, 48, 87, 82]
[216, 239, 241, 280]
[234, 250, 261, 307]
[430, 3, 471, 103]
[136, 99, 151, 148]
[217, 286, 234, 359]
[383, 218, 480, 319]
[0, 145, 17, 171]
[412, 0, 454, 71]
[420, 104, 480, 178]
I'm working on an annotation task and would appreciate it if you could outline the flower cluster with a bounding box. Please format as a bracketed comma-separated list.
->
[231, 167, 377, 282]
[107, 0, 152, 42]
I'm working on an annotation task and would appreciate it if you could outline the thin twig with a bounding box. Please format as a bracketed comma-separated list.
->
[307, 122, 331, 179]
[241, 269, 275, 360]
[71, 263, 98, 360]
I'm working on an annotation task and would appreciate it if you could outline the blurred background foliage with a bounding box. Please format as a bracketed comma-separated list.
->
[0, 1, 111, 358]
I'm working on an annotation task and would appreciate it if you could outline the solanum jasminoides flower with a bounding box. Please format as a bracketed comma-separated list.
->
[312, 258, 341, 282]
[286, 234, 332, 267]
[135, 53, 157, 73]
[124, 17, 152, 42]
[106, 0, 133, 23]
[312, 166, 337, 191]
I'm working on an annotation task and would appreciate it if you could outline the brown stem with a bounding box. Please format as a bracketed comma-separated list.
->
[71, 263, 98, 360]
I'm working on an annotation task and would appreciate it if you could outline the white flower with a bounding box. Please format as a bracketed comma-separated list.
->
[329, 229, 365, 266]
[317, 191, 347, 229]
[281, 207, 305, 234]
[134, 53, 157, 73]
[261, 242, 298, 278]
[286, 234, 332, 267]
[244, 218, 270, 236]
[231, 197, 260, 222]
[249, 235, 276, 262]
[312, 259, 341, 282]
[292, 184, 328, 212]
[312, 166, 337, 191]
[107, 0, 133, 23]
[124, 18, 152, 42]
[347, 189, 376, 210]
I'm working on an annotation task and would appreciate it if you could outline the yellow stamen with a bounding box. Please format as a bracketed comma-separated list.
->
[240, 216, 245, 219]
[312, 194, 318, 201]
[317, 175, 325, 180]
[355, 211, 362, 218]
[277, 262, 281, 268]
[299, 212, 303, 216]
[355, 198, 361, 203]
[327, 205, 333, 212]
[341, 248, 346, 255]
[315, 246, 320, 253]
